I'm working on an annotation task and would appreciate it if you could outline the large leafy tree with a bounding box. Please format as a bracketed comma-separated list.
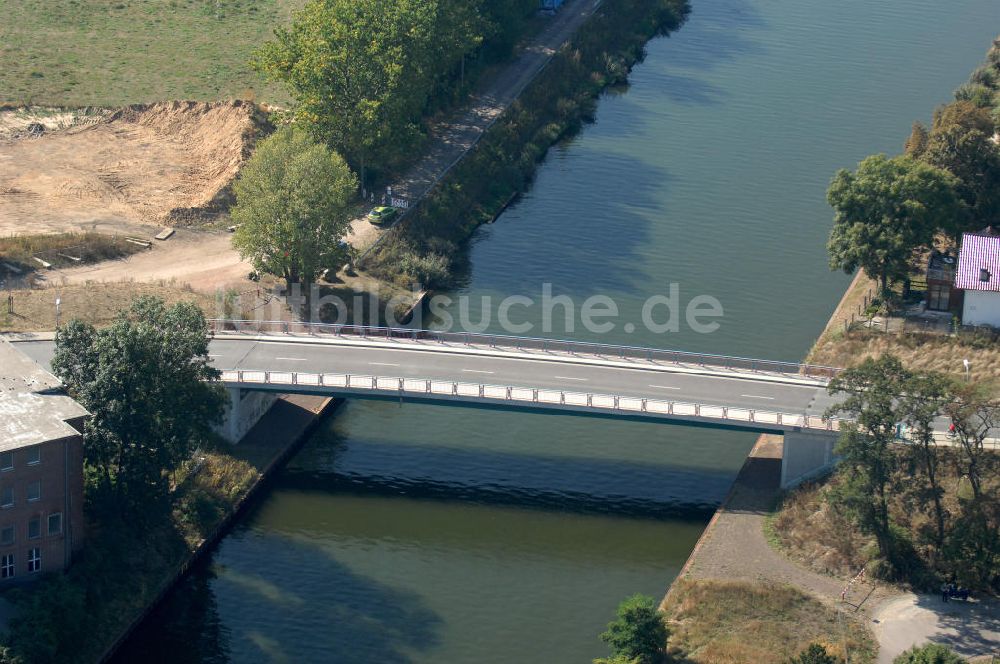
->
[230, 126, 357, 289]
[51, 297, 224, 514]
[826, 154, 961, 295]
[923, 123, 1000, 240]
[253, 0, 484, 185]
[825, 355, 910, 570]
[599, 594, 667, 664]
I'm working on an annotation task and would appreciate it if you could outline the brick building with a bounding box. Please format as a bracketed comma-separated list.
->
[0, 339, 86, 582]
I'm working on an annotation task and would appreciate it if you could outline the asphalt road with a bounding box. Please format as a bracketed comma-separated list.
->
[14, 337, 837, 418]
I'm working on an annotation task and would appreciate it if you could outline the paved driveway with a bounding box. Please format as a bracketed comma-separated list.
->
[872, 594, 1000, 662]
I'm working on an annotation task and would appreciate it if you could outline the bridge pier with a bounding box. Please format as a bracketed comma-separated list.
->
[217, 388, 279, 443]
[780, 429, 839, 489]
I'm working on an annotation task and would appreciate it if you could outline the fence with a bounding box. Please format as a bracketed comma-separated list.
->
[208, 318, 842, 381]
[220, 369, 842, 433]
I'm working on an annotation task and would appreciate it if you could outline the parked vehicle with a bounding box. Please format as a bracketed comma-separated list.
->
[367, 206, 398, 226]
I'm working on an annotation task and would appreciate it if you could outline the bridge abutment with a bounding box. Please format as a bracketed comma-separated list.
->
[217, 388, 279, 443]
[780, 429, 839, 488]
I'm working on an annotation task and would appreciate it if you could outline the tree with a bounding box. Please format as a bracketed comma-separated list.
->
[253, 0, 485, 185]
[230, 127, 357, 290]
[898, 372, 954, 550]
[826, 155, 961, 296]
[51, 297, 224, 514]
[788, 643, 837, 664]
[943, 383, 1000, 503]
[903, 121, 929, 158]
[825, 355, 910, 568]
[923, 126, 1000, 239]
[599, 594, 667, 664]
[892, 643, 964, 664]
[941, 383, 1000, 589]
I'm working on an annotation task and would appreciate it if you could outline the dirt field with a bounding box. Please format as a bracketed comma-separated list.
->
[0, 101, 257, 235]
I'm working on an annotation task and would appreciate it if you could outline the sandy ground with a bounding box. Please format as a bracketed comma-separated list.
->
[38, 229, 249, 293]
[0, 101, 254, 235]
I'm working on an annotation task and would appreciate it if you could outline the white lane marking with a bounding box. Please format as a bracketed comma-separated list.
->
[648, 384, 680, 390]
[555, 376, 588, 381]
[741, 394, 775, 400]
[208, 354, 221, 358]
[462, 369, 495, 374]
[369, 362, 401, 367]
[276, 357, 307, 361]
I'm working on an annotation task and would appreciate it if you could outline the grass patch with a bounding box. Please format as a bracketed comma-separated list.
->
[0, 232, 145, 273]
[0, 280, 217, 332]
[663, 579, 876, 664]
[0, 0, 306, 106]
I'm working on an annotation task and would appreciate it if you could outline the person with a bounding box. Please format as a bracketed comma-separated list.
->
[948, 421, 957, 438]
[941, 581, 950, 602]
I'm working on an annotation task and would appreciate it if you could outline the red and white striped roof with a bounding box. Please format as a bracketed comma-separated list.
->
[956, 232, 1000, 292]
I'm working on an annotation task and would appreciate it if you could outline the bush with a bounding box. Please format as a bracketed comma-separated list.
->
[599, 594, 667, 664]
[892, 643, 964, 664]
[789, 643, 838, 664]
[969, 65, 998, 89]
[954, 83, 995, 108]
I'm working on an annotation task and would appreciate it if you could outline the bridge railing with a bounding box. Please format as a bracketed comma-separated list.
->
[220, 369, 843, 433]
[208, 319, 842, 381]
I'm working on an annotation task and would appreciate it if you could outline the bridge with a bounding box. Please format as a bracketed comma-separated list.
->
[11, 319, 847, 488]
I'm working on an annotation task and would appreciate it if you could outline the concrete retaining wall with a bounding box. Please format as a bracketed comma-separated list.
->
[780, 429, 838, 488]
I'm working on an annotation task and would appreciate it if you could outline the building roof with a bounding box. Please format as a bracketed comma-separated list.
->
[956, 232, 1000, 292]
[0, 339, 88, 451]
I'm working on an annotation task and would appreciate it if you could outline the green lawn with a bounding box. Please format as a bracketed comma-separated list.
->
[0, 0, 306, 106]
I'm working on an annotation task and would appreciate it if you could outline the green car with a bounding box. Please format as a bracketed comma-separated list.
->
[367, 206, 398, 225]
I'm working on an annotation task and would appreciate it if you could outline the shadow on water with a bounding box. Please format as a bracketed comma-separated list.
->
[663, 0, 769, 71]
[444, 150, 678, 298]
[284, 436, 734, 519]
[113, 531, 443, 664]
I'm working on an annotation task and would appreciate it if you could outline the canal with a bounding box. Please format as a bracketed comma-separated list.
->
[115, 0, 999, 661]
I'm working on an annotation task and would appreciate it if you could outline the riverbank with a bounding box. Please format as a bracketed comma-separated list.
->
[659, 436, 882, 662]
[364, 0, 689, 293]
[0, 392, 338, 663]
[97, 394, 338, 663]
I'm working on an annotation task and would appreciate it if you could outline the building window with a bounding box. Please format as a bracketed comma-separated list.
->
[47, 513, 62, 536]
[27, 548, 40, 573]
[27, 517, 40, 540]
[0, 452, 11, 471]
[26, 482, 40, 503]
[1, 487, 12, 508]
[1, 554, 13, 579]
[25, 446, 40, 466]
[0, 526, 13, 546]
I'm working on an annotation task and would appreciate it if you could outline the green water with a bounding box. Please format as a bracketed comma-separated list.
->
[115, 1, 1000, 661]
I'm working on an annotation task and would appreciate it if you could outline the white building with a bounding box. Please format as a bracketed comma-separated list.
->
[956, 231, 1000, 327]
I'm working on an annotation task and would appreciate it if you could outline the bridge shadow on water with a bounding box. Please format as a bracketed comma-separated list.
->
[282, 436, 736, 521]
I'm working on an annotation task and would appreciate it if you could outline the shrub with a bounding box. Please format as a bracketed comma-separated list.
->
[892, 643, 964, 664]
[954, 83, 995, 108]
[789, 643, 838, 664]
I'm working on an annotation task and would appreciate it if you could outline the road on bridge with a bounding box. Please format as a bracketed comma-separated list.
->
[14, 335, 840, 424]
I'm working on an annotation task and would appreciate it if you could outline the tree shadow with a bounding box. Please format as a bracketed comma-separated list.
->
[112, 531, 443, 664]
[910, 594, 1000, 657]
